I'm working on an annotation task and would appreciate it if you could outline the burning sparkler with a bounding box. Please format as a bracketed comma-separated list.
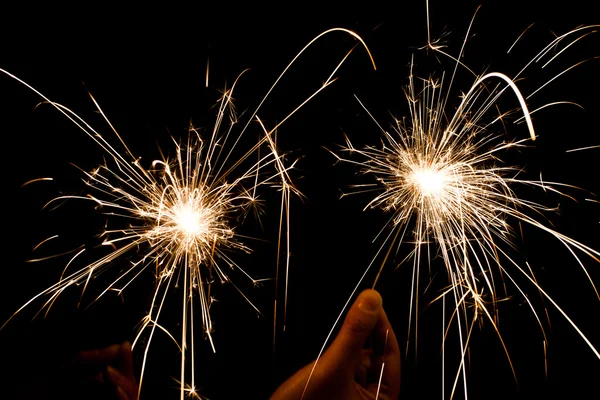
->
[1, 28, 375, 399]
[315, 6, 600, 400]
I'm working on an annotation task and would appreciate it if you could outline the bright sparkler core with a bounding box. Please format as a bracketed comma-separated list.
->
[172, 201, 213, 242]
[175, 204, 208, 236]
[408, 167, 447, 198]
[135, 159, 237, 263]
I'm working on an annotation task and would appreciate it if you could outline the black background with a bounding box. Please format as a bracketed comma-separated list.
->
[1, 1, 599, 399]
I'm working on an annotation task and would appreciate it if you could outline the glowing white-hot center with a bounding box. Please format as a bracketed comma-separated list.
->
[174, 203, 210, 236]
[409, 168, 447, 197]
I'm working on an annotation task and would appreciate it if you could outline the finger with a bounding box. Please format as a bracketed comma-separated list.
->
[367, 309, 401, 398]
[327, 289, 382, 364]
[115, 385, 130, 400]
[355, 348, 374, 387]
[376, 309, 400, 360]
[115, 341, 134, 378]
[71, 343, 121, 367]
[106, 365, 139, 400]
[75, 369, 106, 388]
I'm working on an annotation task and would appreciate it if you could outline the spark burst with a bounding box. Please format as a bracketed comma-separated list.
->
[6, 75, 279, 399]
[1, 28, 376, 399]
[322, 9, 600, 400]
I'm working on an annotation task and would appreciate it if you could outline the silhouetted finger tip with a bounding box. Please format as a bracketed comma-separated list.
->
[106, 365, 125, 386]
[357, 289, 382, 313]
[72, 343, 121, 366]
[115, 385, 129, 400]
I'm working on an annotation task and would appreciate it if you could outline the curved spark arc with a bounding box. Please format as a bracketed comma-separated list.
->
[2, 28, 376, 399]
[327, 19, 600, 400]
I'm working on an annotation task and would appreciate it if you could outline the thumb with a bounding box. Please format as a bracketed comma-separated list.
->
[327, 289, 382, 364]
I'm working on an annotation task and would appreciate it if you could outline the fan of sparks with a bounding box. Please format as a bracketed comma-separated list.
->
[3, 74, 285, 399]
[332, 17, 600, 399]
[1, 28, 376, 399]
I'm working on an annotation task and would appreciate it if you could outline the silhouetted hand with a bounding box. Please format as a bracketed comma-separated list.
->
[56, 340, 139, 400]
[271, 289, 401, 400]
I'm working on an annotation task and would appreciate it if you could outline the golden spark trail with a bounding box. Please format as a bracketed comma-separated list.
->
[313, 11, 600, 400]
[1, 28, 376, 399]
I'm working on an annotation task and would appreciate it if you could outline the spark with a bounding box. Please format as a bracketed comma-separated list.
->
[1, 28, 376, 399]
[566, 144, 600, 152]
[321, 12, 600, 400]
[21, 177, 53, 187]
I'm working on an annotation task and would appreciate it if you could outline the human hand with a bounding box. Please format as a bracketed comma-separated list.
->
[271, 289, 401, 400]
[54, 340, 139, 400]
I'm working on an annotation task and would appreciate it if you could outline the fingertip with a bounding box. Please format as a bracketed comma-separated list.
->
[72, 343, 121, 365]
[106, 364, 128, 387]
[121, 340, 132, 355]
[115, 385, 129, 400]
[333, 290, 383, 355]
[356, 289, 382, 313]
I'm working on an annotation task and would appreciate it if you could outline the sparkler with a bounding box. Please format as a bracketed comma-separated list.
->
[314, 7, 600, 400]
[1, 28, 375, 399]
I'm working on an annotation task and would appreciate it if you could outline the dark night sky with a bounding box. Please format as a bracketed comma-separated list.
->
[1, 2, 599, 399]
